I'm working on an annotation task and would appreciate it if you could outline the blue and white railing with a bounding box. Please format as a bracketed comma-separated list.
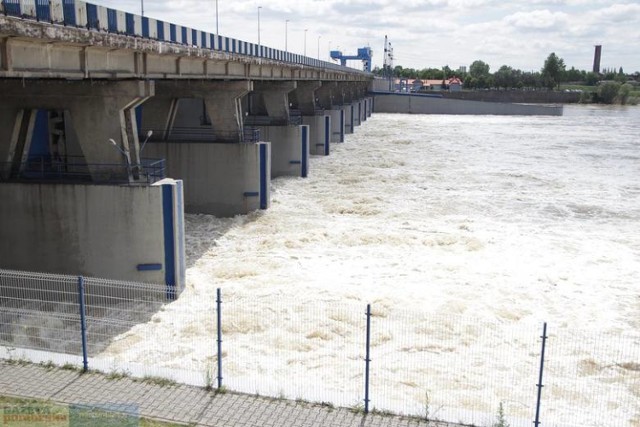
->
[0, 0, 367, 74]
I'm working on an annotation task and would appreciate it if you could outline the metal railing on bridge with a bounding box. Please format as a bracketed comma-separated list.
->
[0, 156, 166, 185]
[0, 0, 371, 75]
[143, 127, 261, 143]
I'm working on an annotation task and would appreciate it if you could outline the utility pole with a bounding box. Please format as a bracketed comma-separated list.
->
[304, 29, 308, 56]
[285, 20, 289, 52]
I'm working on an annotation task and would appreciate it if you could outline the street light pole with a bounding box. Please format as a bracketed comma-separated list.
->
[304, 29, 308, 56]
[141, 0, 144, 16]
[257, 6, 262, 55]
[285, 19, 289, 52]
[317, 35, 321, 60]
[215, 0, 219, 35]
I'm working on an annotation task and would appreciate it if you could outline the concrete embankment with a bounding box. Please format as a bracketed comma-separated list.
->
[436, 90, 580, 104]
[373, 92, 563, 116]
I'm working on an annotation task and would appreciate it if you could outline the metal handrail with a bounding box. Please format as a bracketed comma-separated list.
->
[141, 127, 261, 143]
[0, 156, 166, 185]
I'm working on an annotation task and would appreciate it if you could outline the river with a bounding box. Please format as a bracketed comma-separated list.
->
[103, 105, 640, 427]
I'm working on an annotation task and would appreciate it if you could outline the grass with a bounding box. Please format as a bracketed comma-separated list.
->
[0, 395, 191, 426]
[134, 375, 178, 388]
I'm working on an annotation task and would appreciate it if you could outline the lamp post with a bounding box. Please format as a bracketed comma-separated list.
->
[303, 29, 308, 56]
[141, 0, 144, 16]
[317, 35, 321, 60]
[257, 6, 262, 51]
[285, 19, 289, 52]
[215, 0, 219, 35]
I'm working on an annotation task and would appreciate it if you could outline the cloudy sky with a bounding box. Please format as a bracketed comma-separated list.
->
[98, 0, 639, 73]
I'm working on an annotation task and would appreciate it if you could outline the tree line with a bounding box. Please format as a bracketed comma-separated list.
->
[373, 53, 639, 104]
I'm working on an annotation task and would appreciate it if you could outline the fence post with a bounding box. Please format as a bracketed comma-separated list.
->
[534, 322, 548, 427]
[77, 276, 88, 373]
[364, 303, 371, 414]
[216, 287, 223, 389]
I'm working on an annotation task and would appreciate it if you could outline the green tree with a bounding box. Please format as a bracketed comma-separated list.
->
[469, 60, 490, 78]
[585, 72, 599, 86]
[494, 65, 516, 89]
[541, 52, 566, 89]
[618, 83, 633, 104]
[597, 81, 621, 104]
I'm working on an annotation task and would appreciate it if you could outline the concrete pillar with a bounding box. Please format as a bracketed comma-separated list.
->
[291, 81, 321, 115]
[252, 81, 297, 124]
[302, 114, 331, 156]
[344, 104, 355, 135]
[0, 80, 154, 182]
[257, 125, 309, 178]
[0, 179, 186, 293]
[362, 99, 368, 122]
[329, 108, 345, 143]
[144, 141, 270, 217]
[316, 81, 338, 110]
[148, 80, 252, 142]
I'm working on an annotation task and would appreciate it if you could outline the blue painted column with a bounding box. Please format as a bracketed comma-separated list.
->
[161, 180, 186, 299]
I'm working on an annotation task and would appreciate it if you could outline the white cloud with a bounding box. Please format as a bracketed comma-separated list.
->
[503, 9, 570, 30]
[92, 0, 640, 72]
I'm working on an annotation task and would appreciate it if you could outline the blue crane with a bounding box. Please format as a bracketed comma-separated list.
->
[330, 47, 372, 72]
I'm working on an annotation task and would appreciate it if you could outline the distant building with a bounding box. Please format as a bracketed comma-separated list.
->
[448, 77, 463, 92]
[392, 77, 464, 92]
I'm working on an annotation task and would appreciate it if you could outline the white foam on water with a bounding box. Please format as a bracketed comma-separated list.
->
[98, 105, 640, 426]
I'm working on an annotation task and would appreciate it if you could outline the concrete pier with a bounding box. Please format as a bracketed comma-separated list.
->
[302, 115, 331, 156]
[256, 125, 309, 178]
[329, 109, 345, 143]
[0, 180, 186, 293]
[144, 142, 270, 217]
[344, 104, 355, 134]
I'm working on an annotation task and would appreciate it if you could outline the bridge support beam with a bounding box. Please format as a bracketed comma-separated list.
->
[144, 80, 252, 142]
[316, 81, 338, 110]
[250, 81, 297, 123]
[0, 179, 186, 293]
[290, 81, 331, 156]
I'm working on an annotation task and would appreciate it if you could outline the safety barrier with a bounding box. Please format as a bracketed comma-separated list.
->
[0, 0, 365, 74]
[0, 156, 166, 184]
[1, 268, 638, 427]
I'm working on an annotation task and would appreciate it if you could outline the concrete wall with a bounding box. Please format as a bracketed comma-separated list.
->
[373, 93, 563, 116]
[302, 115, 330, 156]
[144, 142, 270, 217]
[257, 125, 309, 178]
[353, 102, 362, 127]
[0, 181, 185, 292]
[372, 78, 393, 92]
[344, 104, 355, 134]
[440, 90, 580, 104]
[328, 109, 345, 143]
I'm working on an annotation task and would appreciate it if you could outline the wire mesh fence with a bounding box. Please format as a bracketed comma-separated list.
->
[1, 268, 638, 426]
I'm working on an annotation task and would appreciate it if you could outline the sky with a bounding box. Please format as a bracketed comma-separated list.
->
[97, 0, 640, 73]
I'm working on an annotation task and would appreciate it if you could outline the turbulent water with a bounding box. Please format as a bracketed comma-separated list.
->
[102, 105, 640, 427]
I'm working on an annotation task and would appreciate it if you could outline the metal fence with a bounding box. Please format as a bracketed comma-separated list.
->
[0, 157, 166, 184]
[0, 268, 638, 427]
